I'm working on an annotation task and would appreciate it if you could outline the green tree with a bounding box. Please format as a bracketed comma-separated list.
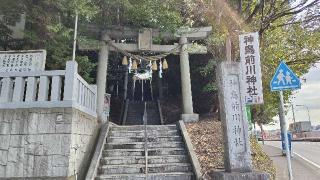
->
[187, 0, 320, 125]
[0, 0, 185, 82]
[0, 0, 98, 82]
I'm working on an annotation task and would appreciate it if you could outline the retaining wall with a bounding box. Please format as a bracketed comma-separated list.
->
[0, 107, 99, 179]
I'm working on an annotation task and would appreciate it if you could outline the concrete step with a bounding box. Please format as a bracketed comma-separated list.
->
[147, 116, 160, 118]
[126, 116, 142, 119]
[99, 163, 192, 174]
[109, 130, 179, 137]
[105, 142, 184, 149]
[126, 117, 142, 119]
[126, 114, 143, 117]
[101, 155, 189, 165]
[127, 113, 143, 115]
[107, 136, 182, 143]
[127, 114, 143, 116]
[111, 125, 177, 131]
[103, 148, 187, 157]
[96, 172, 194, 180]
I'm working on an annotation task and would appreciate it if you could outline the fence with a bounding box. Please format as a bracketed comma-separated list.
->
[0, 61, 97, 117]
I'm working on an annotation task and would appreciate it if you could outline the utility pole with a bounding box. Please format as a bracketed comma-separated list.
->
[305, 106, 311, 123]
[72, 11, 78, 62]
[296, 104, 311, 123]
[291, 104, 296, 133]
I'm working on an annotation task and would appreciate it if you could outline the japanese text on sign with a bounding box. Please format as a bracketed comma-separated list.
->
[0, 50, 46, 73]
[227, 75, 246, 154]
[239, 32, 263, 105]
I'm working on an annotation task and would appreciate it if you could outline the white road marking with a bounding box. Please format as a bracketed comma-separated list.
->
[265, 141, 320, 170]
[293, 152, 320, 170]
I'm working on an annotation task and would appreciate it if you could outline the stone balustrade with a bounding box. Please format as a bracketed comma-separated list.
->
[0, 61, 97, 117]
[0, 60, 99, 179]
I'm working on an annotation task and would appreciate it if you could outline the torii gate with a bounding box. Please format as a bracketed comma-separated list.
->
[80, 26, 212, 122]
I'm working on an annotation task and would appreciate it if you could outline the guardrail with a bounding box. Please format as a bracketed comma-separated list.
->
[0, 61, 97, 117]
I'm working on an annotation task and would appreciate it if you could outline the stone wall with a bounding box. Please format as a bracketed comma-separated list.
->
[0, 107, 99, 179]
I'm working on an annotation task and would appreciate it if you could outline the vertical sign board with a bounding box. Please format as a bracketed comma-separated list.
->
[239, 32, 263, 105]
[101, 93, 111, 121]
[217, 61, 252, 172]
[0, 50, 46, 72]
[138, 28, 152, 51]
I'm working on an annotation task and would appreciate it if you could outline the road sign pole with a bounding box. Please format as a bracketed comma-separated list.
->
[279, 90, 293, 180]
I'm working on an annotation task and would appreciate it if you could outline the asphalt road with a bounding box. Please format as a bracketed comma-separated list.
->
[265, 141, 320, 167]
[263, 141, 320, 180]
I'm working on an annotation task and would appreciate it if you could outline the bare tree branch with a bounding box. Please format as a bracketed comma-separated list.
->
[269, 0, 318, 22]
[258, 0, 319, 34]
[243, 0, 253, 15]
[245, 1, 262, 23]
[271, 14, 320, 28]
[237, 0, 242, 14]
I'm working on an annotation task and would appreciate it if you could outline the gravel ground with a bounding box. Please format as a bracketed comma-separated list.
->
[186, 119, 276, 179]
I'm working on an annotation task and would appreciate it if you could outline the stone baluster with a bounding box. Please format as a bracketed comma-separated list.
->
[12, 77, 25, 102]
[64, 61, 78, 102]
[38, 76, 50, 101]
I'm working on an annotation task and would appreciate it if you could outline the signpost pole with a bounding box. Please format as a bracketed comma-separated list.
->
[279, 90, 293, 180]
[270, 60, 300, 180]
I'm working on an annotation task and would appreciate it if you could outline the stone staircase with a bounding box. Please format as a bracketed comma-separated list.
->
[146, 102, 161, 125]
[125, 101, 144, 125]
[95, 124, 195, 180]
[125, 101, 161, 125]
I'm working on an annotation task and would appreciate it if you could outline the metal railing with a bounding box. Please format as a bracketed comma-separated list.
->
[121, 99, 129, 125]
[157, 99, 164, 125]
[143, 102, 148, 179]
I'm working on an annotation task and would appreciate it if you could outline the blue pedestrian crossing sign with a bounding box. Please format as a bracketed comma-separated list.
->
[270, 61, 301, 91]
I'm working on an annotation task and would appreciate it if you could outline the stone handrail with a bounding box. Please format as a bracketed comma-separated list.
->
[85, 122, 110, 180]
[0, 61, 97, 117]
[74, 74, 97, 116]
[177, 120, 203, 179]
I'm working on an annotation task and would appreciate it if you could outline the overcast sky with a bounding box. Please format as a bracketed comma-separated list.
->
[264, 62, 320, 130]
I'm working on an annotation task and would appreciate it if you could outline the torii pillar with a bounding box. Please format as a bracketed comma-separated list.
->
[96, 34, 110, 122]
[179, 36, 199, 122]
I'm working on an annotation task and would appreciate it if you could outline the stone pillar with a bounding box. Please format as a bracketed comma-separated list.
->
[96, 34, 110, 122]
[179, 36, 199, 122]
[211, 61, 269, 180]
